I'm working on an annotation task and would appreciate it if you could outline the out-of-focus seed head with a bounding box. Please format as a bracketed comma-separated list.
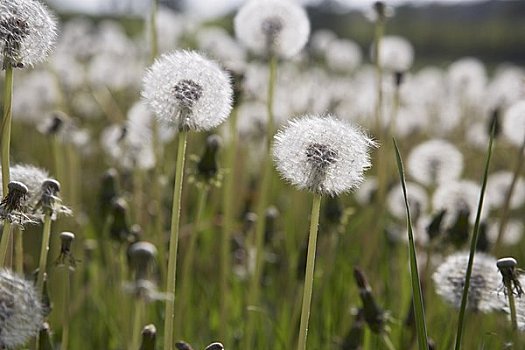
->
[273, 115, 376, 196]
[34, 178, 71, 220]
[487, 219, 523, 246]
[432, 252, 504, 312]
[127, 241, 157, 278]
[387, 181, 428, 221]
[56, 231, 77, 268]
[99, 168, 120, 217]
[142, 50, 233, 132]
[371, 36, 414, 72]
[407, 139, 463, 187]
[234, 0, 310, 58]
[0, 0, 57, 68]
[109, 197, 133, 243]
[503, 100, 525, 148]
[486, 171, 525, 210]
[0, 269, 44, 348]
[197, 134, 223, 181]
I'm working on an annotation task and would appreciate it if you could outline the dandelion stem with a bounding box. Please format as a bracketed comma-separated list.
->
[177, 185, 209, 337]
[382, 333, 396, 350]
[61, 265, 71, 350]
[132, 299, 145, 350]
[297, 193, 321, 350]
[494, 135, 525, 252]
[221, 107, 238, 342]
[454, 125, 495, 350]
[1, 62, 13, 195]
[163, 130, 188, 350]
[36, 213, 53, 294]
[504, 279, 518, 331]
[0, 222, 12, 266]
[149, 0, 158, 63]
[266, 55, 277, 147]
[14, 226, 23, 273]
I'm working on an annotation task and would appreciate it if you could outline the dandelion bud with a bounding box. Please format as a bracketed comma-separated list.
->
[432, 252, 504, 312]
[273, 115, 375, 196]
[175, 341, 194, 350]
[127, 241, 157, 280]
[205, 342, 224, 350]
[0, 0, 58, 68]
[197, 134, 222, 180]
[341, 308, 365, 349]
[142, 50, 233, 132]
[109, 197, 132, 243]
[140, 324, 156, 350]
[38, 322, 54, 350]
[234, 0, 310, 59]
[0, 269, 44, 349]
[56, 231, 76, 268]
[99, 168, 120, 217]
[353, 267, 385, 334]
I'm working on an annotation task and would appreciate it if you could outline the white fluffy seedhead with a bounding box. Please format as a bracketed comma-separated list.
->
[503, 100, 525, 148]
[407, 139, 463, 187]
[142, 50, 233, 132]
[432, 252, 504, 312]
[387, 181, 428, 220]
[372, 35, 414, 72]
[234, 0, 310, 59]
[0, 269, 44, 348]
[273, 114, 376, 196]
[486, 171, 525, 210]
[325, 38, 362, 72]
[0, 0, 57, 68]
[0, 164, 49, 202]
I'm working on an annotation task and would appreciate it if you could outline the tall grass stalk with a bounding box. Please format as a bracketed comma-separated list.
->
[163, 130, 188, 350]
[297, 193, 321, 350]
[454, 126, 495, 350]
[220, 108, 238, 341]
[36, 213, 53, 293]
[393, 138, 429, 350]
[244, 54, 277, 347]
[494, 136, 525, 252]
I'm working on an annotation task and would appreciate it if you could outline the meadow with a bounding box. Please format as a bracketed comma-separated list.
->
[1, 0, 525, 349]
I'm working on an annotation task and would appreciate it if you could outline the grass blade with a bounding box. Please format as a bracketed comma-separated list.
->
[454, 124, 496, 350]
[393, 138, 429, 350]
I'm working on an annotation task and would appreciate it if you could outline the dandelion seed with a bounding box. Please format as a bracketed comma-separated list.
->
[273, 115, 376, 196]
[234, 0, 310, 58]
[433, 252, 504, 312]
[0, 0, 57, 68]
[407, 139, 463, 187]
[0, 269, 43, 349]
[502, 100, 525, 148]
[141, 50, 233, 132]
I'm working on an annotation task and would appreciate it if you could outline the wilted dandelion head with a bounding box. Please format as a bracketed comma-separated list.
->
[371, 35, 414, 72]
[387, 181, 428, 220]
[432, 252, 504, 312]
[503, 100, 525, 148]
[141, 50, 233, 132]
[0, 269, 43, 348]
[407, 139, 463, 186]
[486, 171, 525, 210]
[432, 180, 488, 228]
[273, 114, 376, 196]
[0, 0, 57, 68]
[234, 0, 310, 58]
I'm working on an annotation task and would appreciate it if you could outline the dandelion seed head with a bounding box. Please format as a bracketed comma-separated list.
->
[234, 0, 310, 58]
[142, 50, 233, 132]
[407, 139, 463, 186]
[0, 269, 43, 348]
[487, 219, 523, 246]
[486, 171, 525, 210]
[372, 35, 414, 72]
[387, 181, 428, 220]
[503, 100, 525, 148]
[325, 39, 362, 72]
[0, 0, 57, 67]
[273, 114, 376, 196]
[432, 252, 504, 312]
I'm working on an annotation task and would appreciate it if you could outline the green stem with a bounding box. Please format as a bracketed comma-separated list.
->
[36, 214, 53, 294]
[373, 16, 384, 136]
[176, 185, 208, 337]
[220, 107, 238, 342]
[163, 130, 188, 350]
[132, 299, 145, 350]
[149, 0, 158, 63]
[266, 55, 277, 148]
[0, 222, 11, 266]
[14, 226, 23, 273]
[382, 333, 396, 350]
[1, 63, 13, 195]
[505, 280, 518, 331]
[454, 126, 495, 350]
[61, 267, 71, 350]
[297, 194, 322, 350]
[494, 136, 525, 252]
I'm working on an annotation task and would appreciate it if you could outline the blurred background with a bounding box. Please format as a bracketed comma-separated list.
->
[45, 0, 525, 66]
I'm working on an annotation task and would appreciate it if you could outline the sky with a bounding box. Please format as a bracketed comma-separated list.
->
[47, 0, 486, 17]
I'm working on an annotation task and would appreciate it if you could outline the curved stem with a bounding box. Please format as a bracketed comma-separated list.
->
[297, 194, 322, 350]
[163, 130, 188, 350]
[1, 63, 13, 195]
[36, 214, 53, 294]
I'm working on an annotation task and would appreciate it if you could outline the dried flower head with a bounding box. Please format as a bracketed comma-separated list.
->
[142, 50, 233, 132]
[0, 0, 57, 68]
[33, 179, 71, 221]
[407, 139, 463, 187]
[234, 0, 310, 58]
[0, 269, 44, 348]
[503, 100, 525, 148]
[273, 114, 376, 196]
[1, 164, 48, 201]
[0, 181, 34, 225]
[432, 252, 504, 312]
